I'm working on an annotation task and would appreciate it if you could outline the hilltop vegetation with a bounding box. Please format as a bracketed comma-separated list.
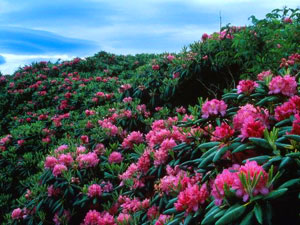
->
[0, 8, 300, 225]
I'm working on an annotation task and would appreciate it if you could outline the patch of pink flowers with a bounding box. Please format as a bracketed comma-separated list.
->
[237, 80, 258, 95]
[268, 75, 297, 96]
[211, 168, 238, 206]
[122, 131, 144, 149]
[52, 164, 67, 177]
[11, 208, 23, 220]
[211, 123, 235, 142]
[201, 99, 227, 118]
[76, 152, 99, 168]
[108, 151, 123, 164]
[290, 114, 300, 135]
[240, 118, 266, 140]
[232, 160, 269, 202]
[274, 95, 300, 121]
[233, 104, 269, 131]
[257, 70, 272, 81]
[88, 184, 102, 198]
[174, 184, 209, 213]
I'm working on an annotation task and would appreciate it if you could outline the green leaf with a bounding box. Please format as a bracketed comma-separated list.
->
[278, 157, 292, 170]
[198, 142, 220, 149]
[254, 204, 263, 224]
[183, 214, 192, 225]
[284, 134, 300, 142]
[163, 207, 177, 215]
[240, 210, 254, 225]
[243, 155, 271, 164]
[213, 146, 229, 162]
[215, 205, 246, 225]
[263, 188, 288, 200]
[279, 178, 300, 189]
[249, 137, 271, 149]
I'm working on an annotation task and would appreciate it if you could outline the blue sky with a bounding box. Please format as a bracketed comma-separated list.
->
[0, 0, 299, 74]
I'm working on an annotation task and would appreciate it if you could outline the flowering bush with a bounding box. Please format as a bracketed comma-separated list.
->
[0, 7, 299, 225]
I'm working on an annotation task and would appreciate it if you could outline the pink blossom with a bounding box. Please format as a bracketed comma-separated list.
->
[290, 114, 300, 135]
[268, 75, 297, 96]
[212, 169, 237, 206]
[55, 144, 68, 153]
[11, 208, 23, 220]
[108, 151, 123, 164]
[201, 99, 227, 118]
[48, 185, 61, 197]
[232, 160, 269, 202]
[44, 156, 58, 169]
[237, 80, 258, 95]
[174, 184, 209, 213]
[154, 138, 177, 166]
[123, 97, 132, 103]
[274, 100, 297, 121]
[211, 123, 235, 142]
[152, 64, 160, 70]
[257, 70, 272, 81]
[155, 215, 170, 225]
[83, 210, 101, 225]
[76, 152, 99, 168]
[172, 72, 180, 79]
[117, 213, 131, 224]
[233, 104, 269, 131]
[284, 17, 293, 23]
[122, 131, 144, 149]
[166, 54, 175, 61]
[202, 33, 209, 41]
[52, 164, 67, 177]
[88, 184, 102, 198]
[58, 153, 74, 166]
[147, 206, 159, 220]
[81, 135, 89, 144]
[17, 140, 25, 146]
[240, 118, 265, 140]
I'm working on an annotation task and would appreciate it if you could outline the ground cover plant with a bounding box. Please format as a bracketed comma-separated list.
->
[0, 7, 299, 225]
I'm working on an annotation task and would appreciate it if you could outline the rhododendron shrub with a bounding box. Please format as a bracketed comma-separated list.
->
[1, 7, 300, 225]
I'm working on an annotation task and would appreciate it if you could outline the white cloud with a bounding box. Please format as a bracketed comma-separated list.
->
[0, 54, 74, 75]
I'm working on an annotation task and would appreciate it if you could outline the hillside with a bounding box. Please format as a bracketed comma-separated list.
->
[0, 8, 300, 225]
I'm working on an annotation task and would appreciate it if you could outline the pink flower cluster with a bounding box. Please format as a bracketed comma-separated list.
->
[122, 131, 144, 149]
[211, 123, 235, 142]
[118, 196, 150, 214]
[233, 104, 269, 140]
[154, 138, 177, 166]
[268, 75, 297, 96]
[76, 152, 100, 168]
[201, 99, 227, 118]
[83, 210, 115, 225]
[156, 165, 201, 194]
[88, 184, 102, 198]
[174, 184, 209, 213]
[274, 96, 300, 121]
[212, 161, 269, 205]
[108, 151, 123, 164]
[290, 114, 300, 135]
[237, 80, 258, 95]
[98, 119, 119, 136]
[257, 70, 273, 81]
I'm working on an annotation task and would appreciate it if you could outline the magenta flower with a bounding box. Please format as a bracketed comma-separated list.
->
[211, 122, 235, 142]
[237, 80, 258, 95]
[268, 75, 297, 96]
[88, 184, 102, 198]
[174, 184, 209, 213]
[232, 160, 269, 202]
[11, 208, 23, 220]
[52, 164, 67, 177]
[108, 151, 123, 164]
[201, 99, 227, 118]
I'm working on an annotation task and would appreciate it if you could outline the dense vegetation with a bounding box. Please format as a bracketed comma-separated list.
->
[0, 7, 299, 225]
